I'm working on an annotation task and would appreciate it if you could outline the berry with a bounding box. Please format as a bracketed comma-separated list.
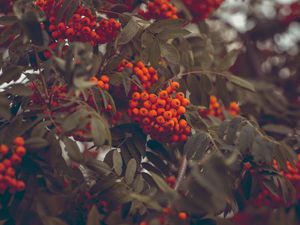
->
[178, 212, 188, 220]
[14, 137, 25, 146]
[139, 0, 178, 20]
[182, 0, 225, 22]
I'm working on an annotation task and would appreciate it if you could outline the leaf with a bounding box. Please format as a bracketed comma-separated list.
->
[148, 39, 161, 67]
[151, 173, 175, 194]
[218, 50, 239, 71]
[91, 116, 110, 146]
[22, 11, 44, 46]
[0, 95, 11, 120]
[159, 42, 180, 64]
[86, 206, 102, 225]
[116, 18, 140, 45]
[6, 83, 33, 96]
[130, 193, 162, 211]
[226, 75, 255, 92]
[262, 124, 293, 135]
[0, 66, 24, 84]
[0, 23, 20, 45]
[62, 137, 83, 163]
[113, 150, 123, 176]
[184, 131, 214, 160]
[148, 19, 186, 33]
[157, 29, 190, 40]
[0, 16, 18, 25]
[125, 159, 137, 184]
[25, 137, 49, 149]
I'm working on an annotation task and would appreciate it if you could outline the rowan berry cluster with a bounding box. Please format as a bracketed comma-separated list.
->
[199, 95, 240, 120]
[0, 137, 26, 194]
[117, 60, 159, 92]
[182, 0, 224, 21]
[128, 82, 191, 143]
[35, 0, 121, 47]
[139, 0, 178, 20]
[250, 155, 300, 208]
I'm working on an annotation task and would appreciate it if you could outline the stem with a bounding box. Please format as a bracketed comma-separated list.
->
[174, 155, 187, 191]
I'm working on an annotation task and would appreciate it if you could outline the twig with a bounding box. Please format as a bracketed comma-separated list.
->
[174, 155, 187, 191]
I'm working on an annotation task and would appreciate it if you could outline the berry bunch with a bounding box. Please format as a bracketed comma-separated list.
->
[35, 0, 121, 46]
[182, 0, 224, 22]
[117, 60, 159, 92]
[0, 137, 26, 194]
[139, 0, 178, 20]
[199, 95, 240, 120]
[250, 155, 300, 208]
[91, 75, 110, 91]
[128, 82, 191, 143]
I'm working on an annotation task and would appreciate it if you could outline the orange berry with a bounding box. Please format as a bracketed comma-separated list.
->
[156, 116, 165, 124]
[100, 75, 109, 83]
[170, 81, 180, 90]
[180, 134, 187, 142]
[132, 92, 141, 100]
[159, 90, 168, 99]
[181, 98, 190, 106]
[142, 117, 151, 124]
[166, 86, 173, 94]
[176, 92, 185, 100]
[210, 95, 217, 104]
[140, 108, 148, 116]
[178, 212, 187, 220]
[143, 100, 152, 109]
[16, 146, 26, 157]
[0, 144, 9, 155]
[10, 154, 22, 164]
[171, 99, 181, 108]
[184, 126, 191, 135]
[149, 94, 158, 103]
[14, 137, 25, 146]
[91, 76, 98, 82]
[171, 134, 179, 142]
[97, 80, 105, 88]
[104, 83, 110, 90]
[163, 207, 171, 214]
[136, 61, 145, 69]
[157, 99, 166, 107]
[129, 100, 139, 108]
[132, 108, 139, 115]
[139, 222, 148, 225]
[163, 111, 172, 120]
[148, 110, 158, 118]
[157, 108, 165, 115]
[177, 106, 186, 115]
[141, 92, 149, 100]
[179, 119, 187, 128]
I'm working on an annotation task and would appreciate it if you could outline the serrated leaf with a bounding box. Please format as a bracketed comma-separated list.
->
[159, 42, 179, 64]
[116, 18, 140, 45]
[226, 75, 255, 92]
[125, 159, 137, 184]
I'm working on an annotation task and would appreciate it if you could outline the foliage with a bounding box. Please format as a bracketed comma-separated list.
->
[0, 0, 299, 225]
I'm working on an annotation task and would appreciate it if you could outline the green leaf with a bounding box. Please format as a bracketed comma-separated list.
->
[0, 95, 11, 120]
[125, 159, 137, 184]
[151, 173, 175, 194]
[113, 150, 123, 176]
[86, 206, 102, 225]
[148, 19, 186, 33]
[62, 137, 83, 163]
[226, 75, 255, 92]
[116, 18, 140, 45]
[159, 42, 179, 64]
[158, 29, 190, 40]
[218, 50, 239, 71]
[25, 137, 49, 149]
[91, 116, 110, 146]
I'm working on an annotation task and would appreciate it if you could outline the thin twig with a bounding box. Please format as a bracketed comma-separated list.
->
[174, 155, 188, 191]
